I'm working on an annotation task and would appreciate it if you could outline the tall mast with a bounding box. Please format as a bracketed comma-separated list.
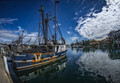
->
[21, 30, 24, 45]
[45, 14, 49, 45]
[39, 5, 45, 44]
[55, 0, 59, 44]
[38, 14, 41, 45]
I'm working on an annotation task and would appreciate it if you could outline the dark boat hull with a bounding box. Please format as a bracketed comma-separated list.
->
[12, 54, 67, 70]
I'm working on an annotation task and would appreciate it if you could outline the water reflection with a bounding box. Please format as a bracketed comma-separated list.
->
[76, 49, 120, 83]
[71, 47, 98, 53]
[14, 58, 67, 83]
[109, 49, 120, 60]
[11, 48, 120, 83]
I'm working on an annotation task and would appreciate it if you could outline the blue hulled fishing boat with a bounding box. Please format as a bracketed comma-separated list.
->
[10, 1, 67, 70]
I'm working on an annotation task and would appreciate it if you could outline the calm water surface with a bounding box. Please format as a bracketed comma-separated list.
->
[13, 48, 120, 83]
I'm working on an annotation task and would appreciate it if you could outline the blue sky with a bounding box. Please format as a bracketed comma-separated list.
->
[0, 0, 120, 44]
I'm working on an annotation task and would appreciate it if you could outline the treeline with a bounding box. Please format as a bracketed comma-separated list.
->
[71, 39, 96, 46]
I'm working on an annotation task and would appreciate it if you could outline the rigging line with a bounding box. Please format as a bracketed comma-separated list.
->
[38, 12, 42, 44]
[34, 37, 38, 45]
[24, 11, 41, 40]
[31, 22, 39, 33]
[22, 22, 39, 41]
[48, 23, 53, 38]
[24, 10, 39, 31]
[53, 20, 60, 38]
[25, 38, 31, 44]
[39, 13, 44, 38]
[53, 20, 62, 39]
[56, 20, 63, 38]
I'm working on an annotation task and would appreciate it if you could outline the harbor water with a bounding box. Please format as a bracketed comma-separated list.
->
[10, 48, 120, 83]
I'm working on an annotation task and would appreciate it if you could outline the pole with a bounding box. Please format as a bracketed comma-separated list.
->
[40, 5, 45, 44]
[55, 1, 59, 44]
[38, 15, 41, 45]
[45, 14, 49, 45]
[21, 30, 24, 45]
[39, 5, 45, 45]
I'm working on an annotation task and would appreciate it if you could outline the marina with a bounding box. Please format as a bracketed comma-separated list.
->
[0, 1, 68, 82]
[0, 0, 120, 83]
[1, 47, 120, 83]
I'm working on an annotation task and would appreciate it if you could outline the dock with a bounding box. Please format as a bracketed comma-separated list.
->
[0, 54, 12, 83]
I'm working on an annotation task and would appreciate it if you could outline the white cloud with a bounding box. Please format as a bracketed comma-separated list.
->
[75, 0, 120, 39]
[0, 30, 17, 38]
[0, 29, 18, 43]
[18, 26, 24, 31]
[0, 26, 38, 44]
[23, 32, 38, 44]
[67, 31, 72, 35]
[0, 18, 18, 24]
[70, 36, 78, 41]
[52, 23, 61, 28]
[0, 18, 38, 44]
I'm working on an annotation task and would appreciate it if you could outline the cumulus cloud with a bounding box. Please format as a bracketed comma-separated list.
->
[0, 30, 17, 38]
[0, 18, 38, 44]
[23, 32, 38, 44]
[70, 36, 78, 41]
[75, 0, 120, 39]
[0, 26, 38, 44]
[67, 31, 72, 35]
[0, 29, 18, 43]
[0, 18, 18, 24]
[52, 23, 61, 28]
[18, 26, 24, 31]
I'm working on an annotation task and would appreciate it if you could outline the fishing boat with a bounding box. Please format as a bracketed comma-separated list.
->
[10, 1, 67, 70]
[8, 57, 67, 83]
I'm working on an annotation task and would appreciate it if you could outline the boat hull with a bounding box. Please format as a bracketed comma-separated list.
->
[12, 53, 67, 70]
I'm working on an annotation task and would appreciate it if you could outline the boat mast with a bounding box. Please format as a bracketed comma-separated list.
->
[45, 14, 49, 45]
[39, 5, 45, 45]
[55, 0, 59, 44]
[38, 14, 41, 45]
[21, 30, 24, 45]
